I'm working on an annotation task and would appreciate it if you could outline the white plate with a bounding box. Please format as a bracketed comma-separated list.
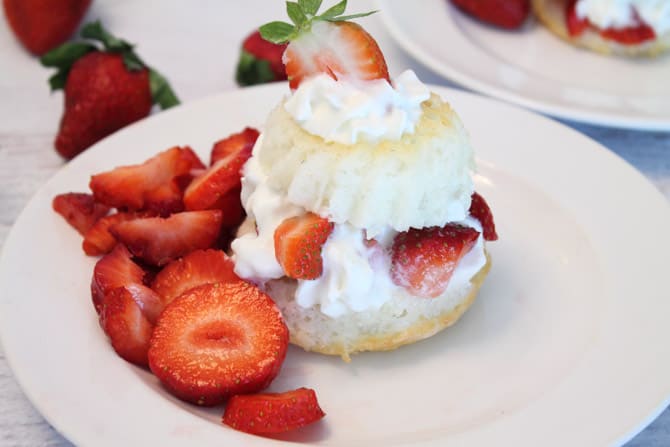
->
[378, 0, 670, 130]
[1, 84, 670, 446]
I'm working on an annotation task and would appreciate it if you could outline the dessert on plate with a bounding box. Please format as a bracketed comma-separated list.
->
[231, 0, 498, 361]
[532, 0, 670, 56]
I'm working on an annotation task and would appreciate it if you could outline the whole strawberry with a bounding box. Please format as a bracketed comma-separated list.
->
[2, 0, 91, 55]
[236, 30, 287, 86]
[41, 21, 179, 159]
[450, 0, 530, 29]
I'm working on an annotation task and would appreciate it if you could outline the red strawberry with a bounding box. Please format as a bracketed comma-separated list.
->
[183, 141, 253, 212]
[469, 192, 498, 241]
[41, 21, 179, 159]
[91, 244, 146, 314]
[90, 146, 199, 215]
[260, 2, 388, 90]
[236, 30, 288, 86]
[210, 127, 260, 166]
[565, 0, 655, 43]
[152, 249, 240, 305]
[223, 388, 325, 434]
[110, 210, 223, 266]
[3, 0, 91, 55]
[52, 192, 110, 235]
[148, 281, 289, 406]
[450, 0, 530, 29]
[566, 0, 589, 36]
[100, 285, 153, 366]
[217, 186, 246, 229]
[274, 213, 333, 280]
[391, 224, 480, 298]
[82, 212, 139, 256]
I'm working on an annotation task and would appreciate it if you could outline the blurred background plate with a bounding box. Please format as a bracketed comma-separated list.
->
[378, 0, 670, 130]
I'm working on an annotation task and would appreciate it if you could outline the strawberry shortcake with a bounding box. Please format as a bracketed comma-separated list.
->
[231, 1, 498, 361]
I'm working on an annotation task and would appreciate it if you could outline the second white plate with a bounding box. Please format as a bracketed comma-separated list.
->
[379, 0, 670, 130]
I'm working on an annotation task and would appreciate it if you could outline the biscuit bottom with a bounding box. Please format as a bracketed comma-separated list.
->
[532, 0, 670, 57]
[265, 252, 492, 362]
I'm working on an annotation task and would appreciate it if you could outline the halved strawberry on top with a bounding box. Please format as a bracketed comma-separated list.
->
[391, 224, 480, 298]
[89, 146, 202, 216]
[260, 0, 389, 90]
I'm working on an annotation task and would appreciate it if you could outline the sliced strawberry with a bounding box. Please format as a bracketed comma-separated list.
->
[217, 186, 245, 228]
[82, 212, 139, 256]
[210, 127, 260, 166]
[391, 224, 480, 298]
[148, 281, 289, 406]
[152, 249, 240, 305]
[100, 286, 153, 366]
[183, 141, 253, 212]
[89, 146, 200, 215]
[274, 213, 333, 280]
[566, 0, 589, 36]
[469, 192, 498, 241]
[283, 20, 389, 90]
[223, 388, 325, 434]
[52, 192, 110, 235]
[450, 0, 530, 29]
[91, 244, 146, 314]
[110, 210, 222, 266]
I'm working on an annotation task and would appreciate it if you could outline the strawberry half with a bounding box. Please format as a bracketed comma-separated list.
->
[91, 244, 146, 314]
[110, 210, 223, 266]
[89, 146, 200, 215]
[274, 213, 334, 280]
[223, 388, 325, 435]
[52, 192, 110, 236]
[148, 281, 289, 406]
[183, 140, 253, 212]
[210, 127, 260, 166]
[469, 192, 498, 241]
[260, 0, 388, 89]
[82, 212, 139, 256]
[450, 0, 530, 29]
[391, 224, 480, 298]
[152, 249, 240, 305]
[100, 285, 153, 366]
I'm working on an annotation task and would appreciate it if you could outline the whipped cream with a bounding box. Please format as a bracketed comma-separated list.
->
[231, 144, 488, 318]
[284, 70, 430, 145]
[575, 0, 670, 34]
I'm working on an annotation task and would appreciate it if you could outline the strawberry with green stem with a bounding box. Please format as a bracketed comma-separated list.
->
[41, 21, 179, 159]
[260, 0, 389, 89]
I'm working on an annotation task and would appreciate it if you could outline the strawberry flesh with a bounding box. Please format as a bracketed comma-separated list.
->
[91, 244, 146, 314]
[100, 285, 153, 366]
[210, 127, 260, 166]
[82, 212, 139, 256]
[469, 192, 498, 241]
[152, 249, 241, 305]
[89, 146, 200, 215]
[148, 281, 289, 406]
[223, 387, 325, 434]
[110, 210, 223, 266]
[52, 192, 110, 236]
[283, 21, 389, 90]
[450, 0, 530, 29]
[391, 224, 480, 298]
[274, 213, 334, 280]
[565, 0, 656, 43]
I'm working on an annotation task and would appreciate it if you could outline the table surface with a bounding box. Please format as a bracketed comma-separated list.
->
[1, 1, 669, 446]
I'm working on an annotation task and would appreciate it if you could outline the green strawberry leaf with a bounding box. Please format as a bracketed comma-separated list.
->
[47, 69, 69, 91]
[40, 42, 97, 69]
[259, 21, 295, 44]
[325, 11, 377, 22]
[122, 52, 145, 71]
[319, 0, 346, 19]
[81, 21, 134, 53]
[298, 0, 322, 16]
[287, 1, 307, 25]
[149, 68, 180, 109]
[236, 50, 277, 86]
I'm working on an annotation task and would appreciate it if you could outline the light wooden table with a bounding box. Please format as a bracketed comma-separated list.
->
[0, 1, 668, 445]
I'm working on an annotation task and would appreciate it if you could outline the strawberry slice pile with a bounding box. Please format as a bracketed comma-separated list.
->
[54, 125, 325, 436]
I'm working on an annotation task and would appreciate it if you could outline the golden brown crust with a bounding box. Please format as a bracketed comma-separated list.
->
[532, 0, 670, 57]
[290, 253, 492, 362]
